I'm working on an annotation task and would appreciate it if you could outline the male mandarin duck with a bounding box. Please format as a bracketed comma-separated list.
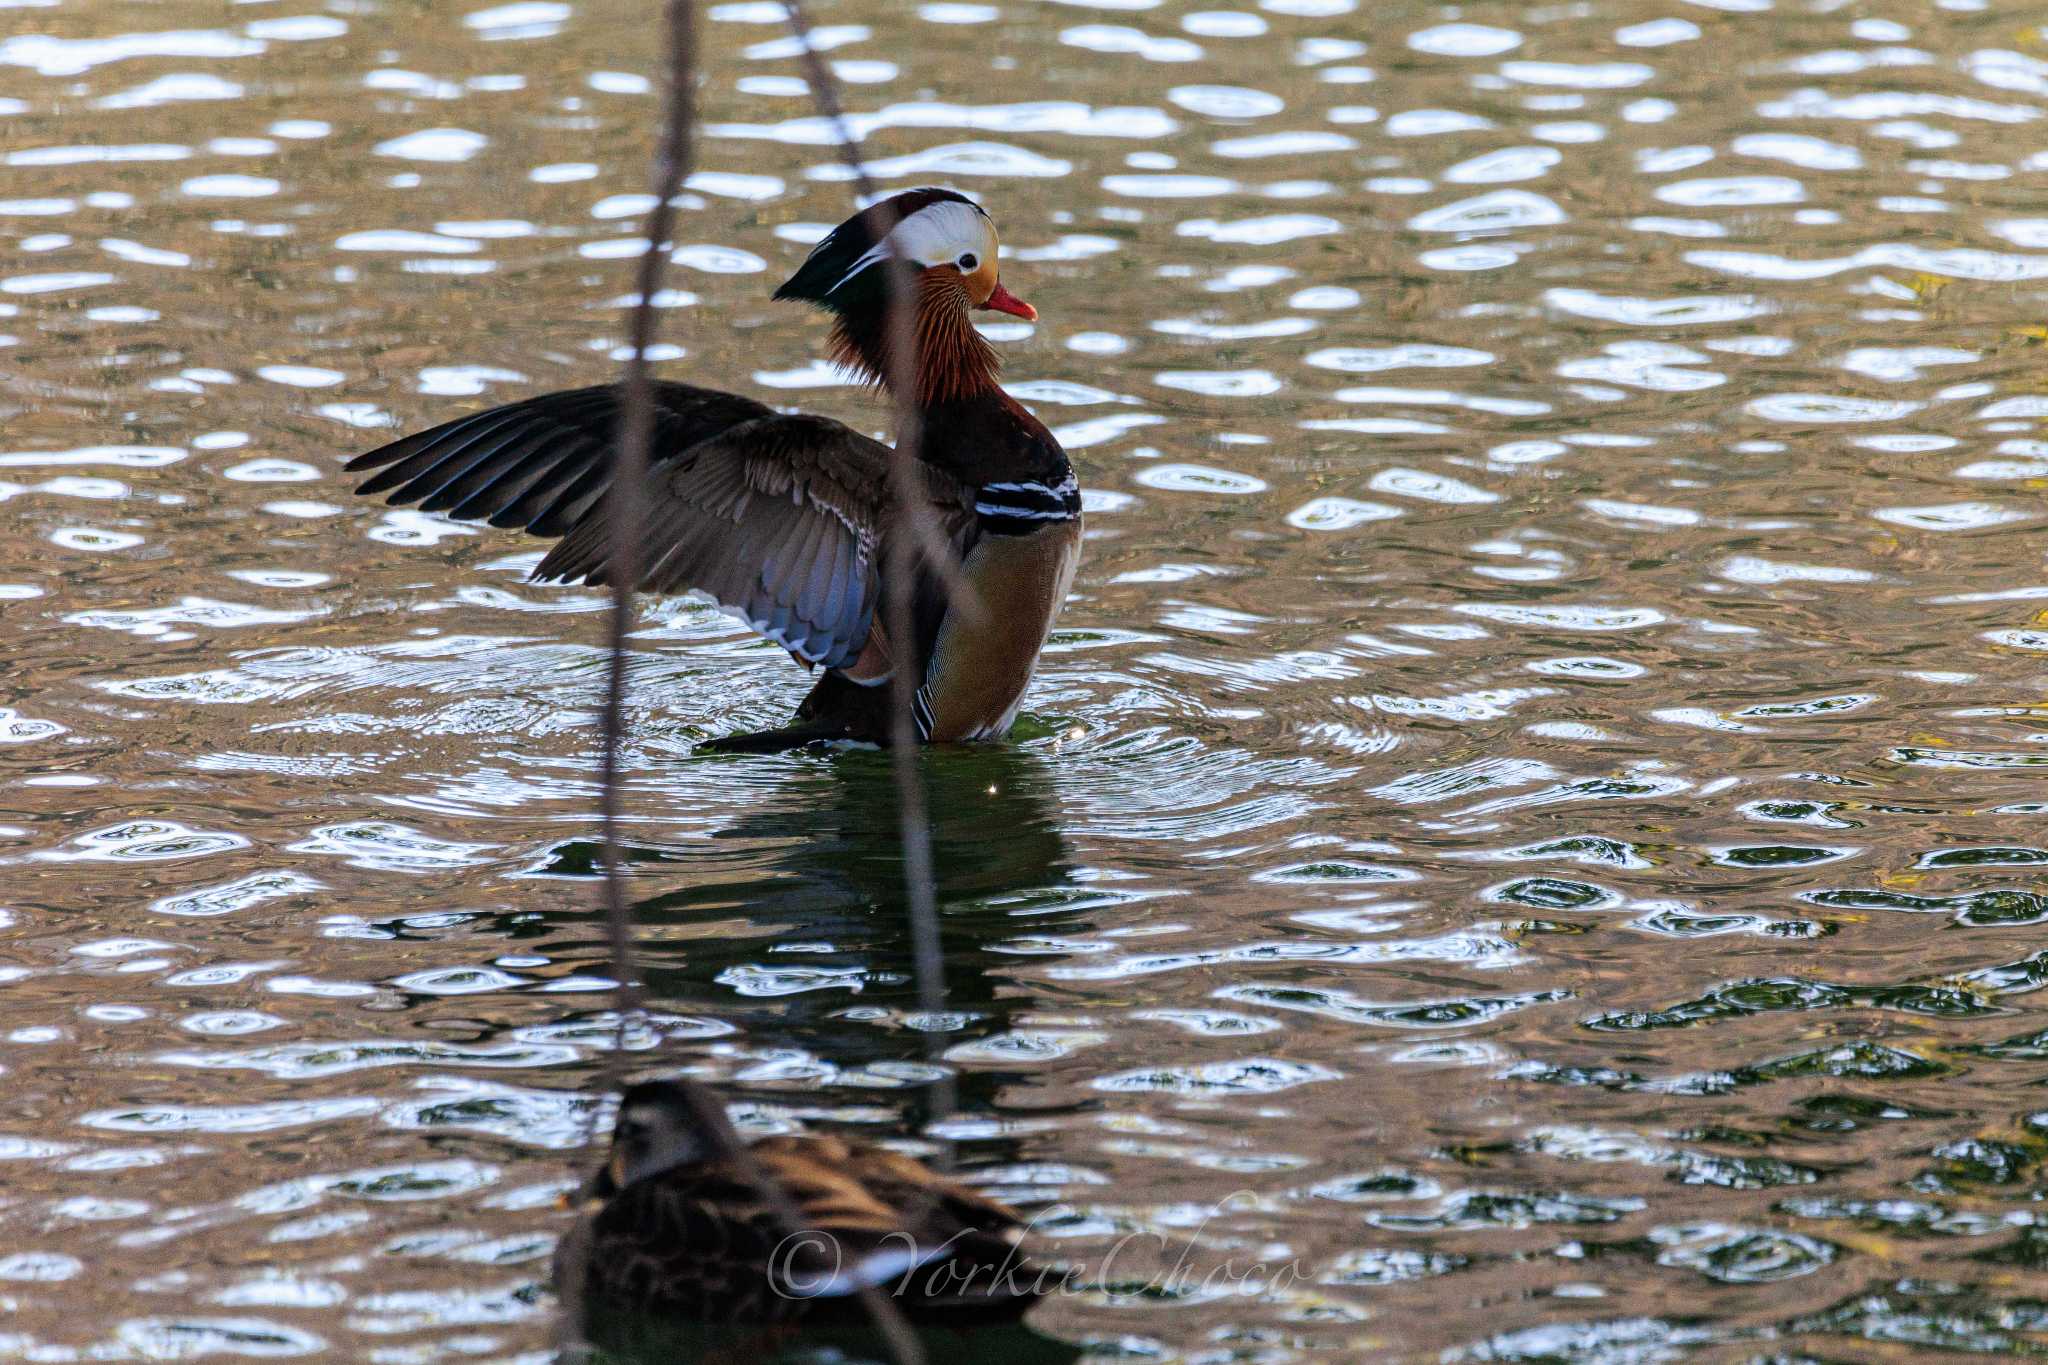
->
[346, 188, 1082, 752]
[553, 1079, 1050, 1324]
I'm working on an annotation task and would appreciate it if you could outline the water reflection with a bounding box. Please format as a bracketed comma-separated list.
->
[594, 748, 1083, 1114]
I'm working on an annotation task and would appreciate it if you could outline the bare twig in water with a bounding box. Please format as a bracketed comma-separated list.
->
[778, 18, 981, 627]
[597, 0, 699, 1078]
[783, 0, 956, 1099]
[559, 2, 698, 1358]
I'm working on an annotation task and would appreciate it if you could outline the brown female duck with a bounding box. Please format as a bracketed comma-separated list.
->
[346, 188, 1082, 752]
[554, 1079, 1048, 1325]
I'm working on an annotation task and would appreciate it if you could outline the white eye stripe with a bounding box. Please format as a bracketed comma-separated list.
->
[832, 200, 994, 293]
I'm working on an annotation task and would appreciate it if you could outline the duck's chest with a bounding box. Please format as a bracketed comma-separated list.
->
[914, 486, 1082, 741]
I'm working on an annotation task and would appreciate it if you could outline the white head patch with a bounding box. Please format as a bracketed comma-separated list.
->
[834, 198, 996, 291]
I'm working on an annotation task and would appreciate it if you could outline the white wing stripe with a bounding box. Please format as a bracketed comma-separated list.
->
[974, 503, 1074, 519]
[979, 475, 1078, 497]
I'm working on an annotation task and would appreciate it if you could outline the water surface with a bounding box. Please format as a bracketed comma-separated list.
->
[6, 0, 2048, 1359]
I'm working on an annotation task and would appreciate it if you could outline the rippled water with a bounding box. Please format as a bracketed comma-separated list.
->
[8, 0, 2048, 1359]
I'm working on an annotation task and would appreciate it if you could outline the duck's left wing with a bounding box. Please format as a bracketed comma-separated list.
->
[534, 413, 975, 673]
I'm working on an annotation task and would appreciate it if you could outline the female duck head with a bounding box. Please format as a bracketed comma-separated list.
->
[596, 1079, 745, 1195]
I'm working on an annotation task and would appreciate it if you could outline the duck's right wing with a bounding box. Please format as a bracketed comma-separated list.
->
[346, 382, 775, 537]
[347, 384, 977, 674]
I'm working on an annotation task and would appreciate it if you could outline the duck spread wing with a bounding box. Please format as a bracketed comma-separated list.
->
[532, 414, 976, 672]
[345, 382, 776, 538]
[348, 387, 975, 674]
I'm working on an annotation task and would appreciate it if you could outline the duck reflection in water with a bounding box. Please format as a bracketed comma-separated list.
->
[637, 746, 1081, 1116]
[595, 745, 1075, 1029]
[539, 742, 1072, 918]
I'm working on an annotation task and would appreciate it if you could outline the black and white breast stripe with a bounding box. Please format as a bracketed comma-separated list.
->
[973, 473, 1081, 534]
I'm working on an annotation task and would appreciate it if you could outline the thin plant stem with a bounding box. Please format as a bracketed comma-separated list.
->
[783, 0, 956, 1117]
[597, 0, 699, 1081]
[559, 3, 697, 1358]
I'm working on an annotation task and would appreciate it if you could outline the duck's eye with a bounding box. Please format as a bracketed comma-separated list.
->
[957, 252, 978, 272]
